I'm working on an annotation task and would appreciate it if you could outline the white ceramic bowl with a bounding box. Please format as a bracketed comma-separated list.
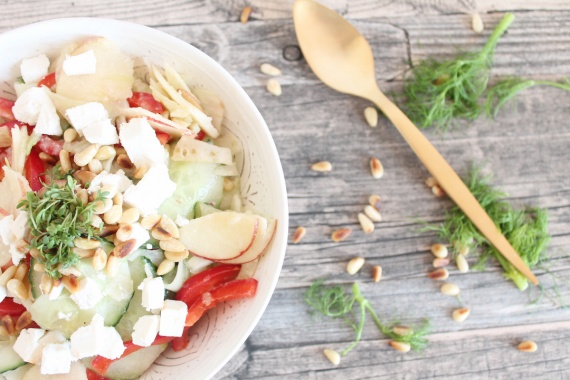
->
[0, 18, 288, 380]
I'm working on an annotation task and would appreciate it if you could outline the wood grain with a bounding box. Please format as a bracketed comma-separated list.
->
[1, 1, 570, 379]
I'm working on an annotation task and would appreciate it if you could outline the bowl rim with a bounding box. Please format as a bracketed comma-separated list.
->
[0, 17, 289, 380]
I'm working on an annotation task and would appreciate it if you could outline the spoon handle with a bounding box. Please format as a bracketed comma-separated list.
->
[369, 88, 538, 286]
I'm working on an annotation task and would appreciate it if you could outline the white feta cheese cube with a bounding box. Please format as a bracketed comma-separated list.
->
[123, 164, 176, 216]
[99, 327, 126, 360]
[0, 285, 5, 303]
[159, 300, 188, 337]
[138, 277, 165, 311]
[20, 54, 50, 84]
[82, 119, 119, 145]
[65, 102, 108, 133]
[132, 315, 160, 347]
[119, 118, 165, 169]
[62, 49, 96, 76]
[38, 330, 67, 347]
[70, 277, 102, 310]
[186, 256, 213, 274]
[41, 342, 73, 375]
[34, 105, 62, 136]
[12, 87, 58, 126]
[88, 170, 132, 194]
[13, 328, 46, 364]
[70, 314, 126, 360]
[113, 222, 149, 252]
[48, 281, 64, 300]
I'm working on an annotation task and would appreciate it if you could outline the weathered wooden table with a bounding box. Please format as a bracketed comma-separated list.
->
[2, 1, 570, 378]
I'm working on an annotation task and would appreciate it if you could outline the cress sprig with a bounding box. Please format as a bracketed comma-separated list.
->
[17, 173, 105, 279]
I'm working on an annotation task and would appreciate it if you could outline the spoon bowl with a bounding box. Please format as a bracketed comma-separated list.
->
[293, 0, 538, 285]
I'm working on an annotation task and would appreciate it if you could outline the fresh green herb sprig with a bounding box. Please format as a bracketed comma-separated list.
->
[305, 280, 430, 355]
[425, 166, 550, 291]
[485, 78, 570, 118]
[402, 13, 515, 130]
[18, 174, 104, 278]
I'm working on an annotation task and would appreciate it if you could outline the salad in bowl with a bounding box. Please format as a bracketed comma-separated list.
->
[0, 19, 286, 380]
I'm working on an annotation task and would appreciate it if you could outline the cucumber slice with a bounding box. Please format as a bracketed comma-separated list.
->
[29, 258, 133, 338]
[159, 161, 223, 220]
[3, 363, 32, 380]
[83, 344, 167, 380]
[114, 257, 157, 341]
[29, 258, 41, 299]
[0, 341, 25, 374]
[193, 202, 221, 218]
[22, 362, 87, 380]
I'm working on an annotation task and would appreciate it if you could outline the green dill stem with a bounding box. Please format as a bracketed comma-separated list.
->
[480, 14, 515, 58]
[341, 285, 366, 356]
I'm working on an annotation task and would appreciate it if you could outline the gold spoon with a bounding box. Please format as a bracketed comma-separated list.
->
[293, 0, 538, 285]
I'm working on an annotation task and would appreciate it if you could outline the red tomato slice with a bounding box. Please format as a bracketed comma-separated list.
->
[0, 97, 15, 121]
[36, 134, 64, 156]
[0, 297, 27, 317]
[37, 72, 56, 89]
[175, 264, 241, 305]
[90, 335, 174, 376]
[127, 92, 165, 114]
[24, 148, 46, 192]
[196, 129, 206, 141]
[0, 120, 33, 134]
[155, 131, 170, 145]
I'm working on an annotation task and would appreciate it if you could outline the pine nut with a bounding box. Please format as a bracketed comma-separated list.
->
[112, 192, 123, 206]
[74, 170, 97, 186]
[331, 227, 352, 242]
[94, 145, 116, 161]
[39, 274, 53, 295]
[456, 255, 469, 273]
[223, 178, 234, 191]
[311, 161, 332, 172]
[441, 282, 460, 296]
[133, 164, 149, 180]
[104, 205, 123, 225]
[62, 275, 79, 294]
[292, 226, 306, 244]
[91, 214, 104, 229]
[364, 205, 382, 222]
[372, 265, 382, 283]
[389, 340, 411, 353]
[29, 248, 40, 259]
[0, 265, 17, 286]
[458, 246, 470, 256]
[347, 257, 365, 275]
[0, 325, 9, 337]
[118, 208, 140, 225]
[73, 247, 95, 258]
[141, 214, 161, 230]
[63, 128, 78, 143]
[392, 326, 411, 336]
[74, 237, 100, 250]
[14, 263, 28, 282]
[77, 188, 89, 205]
[113, 239, 137, 258]
[33, 262, 45, 272]
[358, 213, 374, 234]
[323, 349, 340, 366]
[159, 216, 180, 239]
[240, 5, 252, 23]
[428, 268, 449, 281]
[157, 259, 176, 276]
[472, 13, 484, 33]
[15, 311, 33, 331]
[260, 63, 282, 76]
[266, 78, 282, 96]
[2, 315, 15, 335]
[433, 258, 450, 268]
[518, 340, 538, 353]
[159, 239, 186, 253]
[88, 159, 103, 174]
[58, 265, 82, 277]
[116, 224, 133, 242]
[117, 153, 134, 169]
[368, 194, 382, 211]
[431, 184, 446, 197]
[100, 225, 119, 238]
[106, 255, 120, 277]
[369, 157, 384, 179]
[452, 308, 470, 322]
[59, 149, 72, 172]
[164, 250, 190, 262]
[364, 106, 378, 127]
[38, 152, 57, 165]
[92, 198, 113, 214]
[92, 248, 108, 271]
[74, 144, 100, 167]
[7, 279, 28, 300]
[99, 184, 117, 199]
[430, 244, 448, 258]
[425, 177, 438, 188]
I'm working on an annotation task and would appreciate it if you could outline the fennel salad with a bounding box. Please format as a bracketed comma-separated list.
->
[0, 37, 276, 380]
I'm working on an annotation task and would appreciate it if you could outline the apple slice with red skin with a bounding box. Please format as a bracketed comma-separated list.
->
[179, 211, 258, 261]
[220, 218, 277, 265]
